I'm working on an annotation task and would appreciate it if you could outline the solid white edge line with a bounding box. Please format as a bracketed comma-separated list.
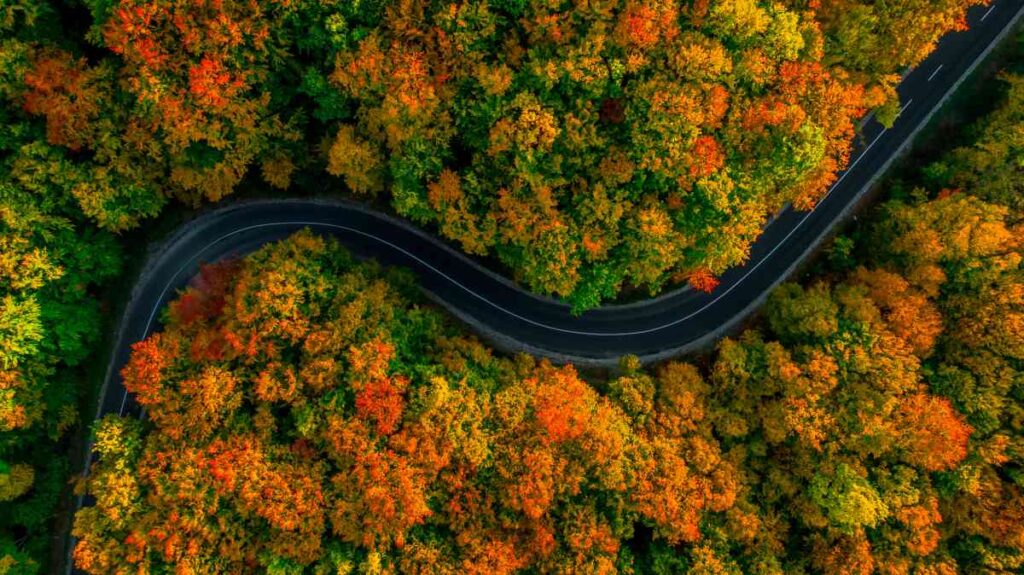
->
[115, 104, 919, 416]
[117, 380, 129, 415]
[83, 6, 1023, 573]
[115, 124, 895, 413]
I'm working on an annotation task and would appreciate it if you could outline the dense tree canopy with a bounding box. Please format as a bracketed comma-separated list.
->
[72, 70, 1024, 574]
[924, 72, 1024, 214]
[72, 207, 1017, 572]
[73, 231, 737, 573]
[317, 0, 982, 308]
[8, 0, 982, 309]
[0, 4, 123, 571]
[0, 0, 1011, 571]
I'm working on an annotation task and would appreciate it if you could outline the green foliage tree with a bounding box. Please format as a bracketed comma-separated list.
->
[809, 464, 890, 531]
[70, 211, 1001, 574]
[927, 73, 1024, 213]
[318, 0, 978, 307]
[0, 3, 122, 569]
[7, 0, 978, 309]
[0, 0, 1011, 571]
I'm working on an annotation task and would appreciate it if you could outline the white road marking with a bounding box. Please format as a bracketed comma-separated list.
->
[982, 4, 996, 21]
[123, 128, 892, 412]
[899, 98, 914, 116]
[927, 64, 944, 82]
[112, 14, 942, 414]
[118, 381, 130, 415]
[119, 106, 902, 414]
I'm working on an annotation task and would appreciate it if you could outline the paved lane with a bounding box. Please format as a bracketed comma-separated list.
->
[67, 1, 1024, 568]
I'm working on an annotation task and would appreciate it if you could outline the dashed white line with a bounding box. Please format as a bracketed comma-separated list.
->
[118, 381, 130, 415]
[120, 104, 903, 414]
[121, 126, 893, 414]
[927, 64, 944, 82]
[117, 126, 888, 411]
[899, 98, 914, 116]
[114, 45, 925, 414]
[982, 4, 996, 21]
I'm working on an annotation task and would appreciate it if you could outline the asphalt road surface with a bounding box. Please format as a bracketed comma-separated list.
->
[67, 1, 1024, 569]
[109, 0, 1024, 374]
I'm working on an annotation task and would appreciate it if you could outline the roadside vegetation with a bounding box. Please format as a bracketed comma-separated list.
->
[0, 0, 1015, 572]
[5, 0, 984, 308]
[71, 72, 1024, 572]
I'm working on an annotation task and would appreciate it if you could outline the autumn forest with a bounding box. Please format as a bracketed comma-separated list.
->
[2, 0, 1024, 573]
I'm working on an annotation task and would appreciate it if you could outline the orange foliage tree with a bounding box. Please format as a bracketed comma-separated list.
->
[73, 231, 734, 574]
[318, 0, 982, 309]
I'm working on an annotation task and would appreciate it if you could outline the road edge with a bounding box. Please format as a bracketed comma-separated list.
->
[58, 4, 1024, 571]
[609, 1, 1024, 367]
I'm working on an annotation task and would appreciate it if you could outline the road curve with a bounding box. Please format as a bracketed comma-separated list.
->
[99, 0, 1023, 376]
[64, 2, 1023, 572]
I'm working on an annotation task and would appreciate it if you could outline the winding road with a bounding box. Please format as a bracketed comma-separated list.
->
[104, 0, 1023, 376]
[64, 1, 1024, 572]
